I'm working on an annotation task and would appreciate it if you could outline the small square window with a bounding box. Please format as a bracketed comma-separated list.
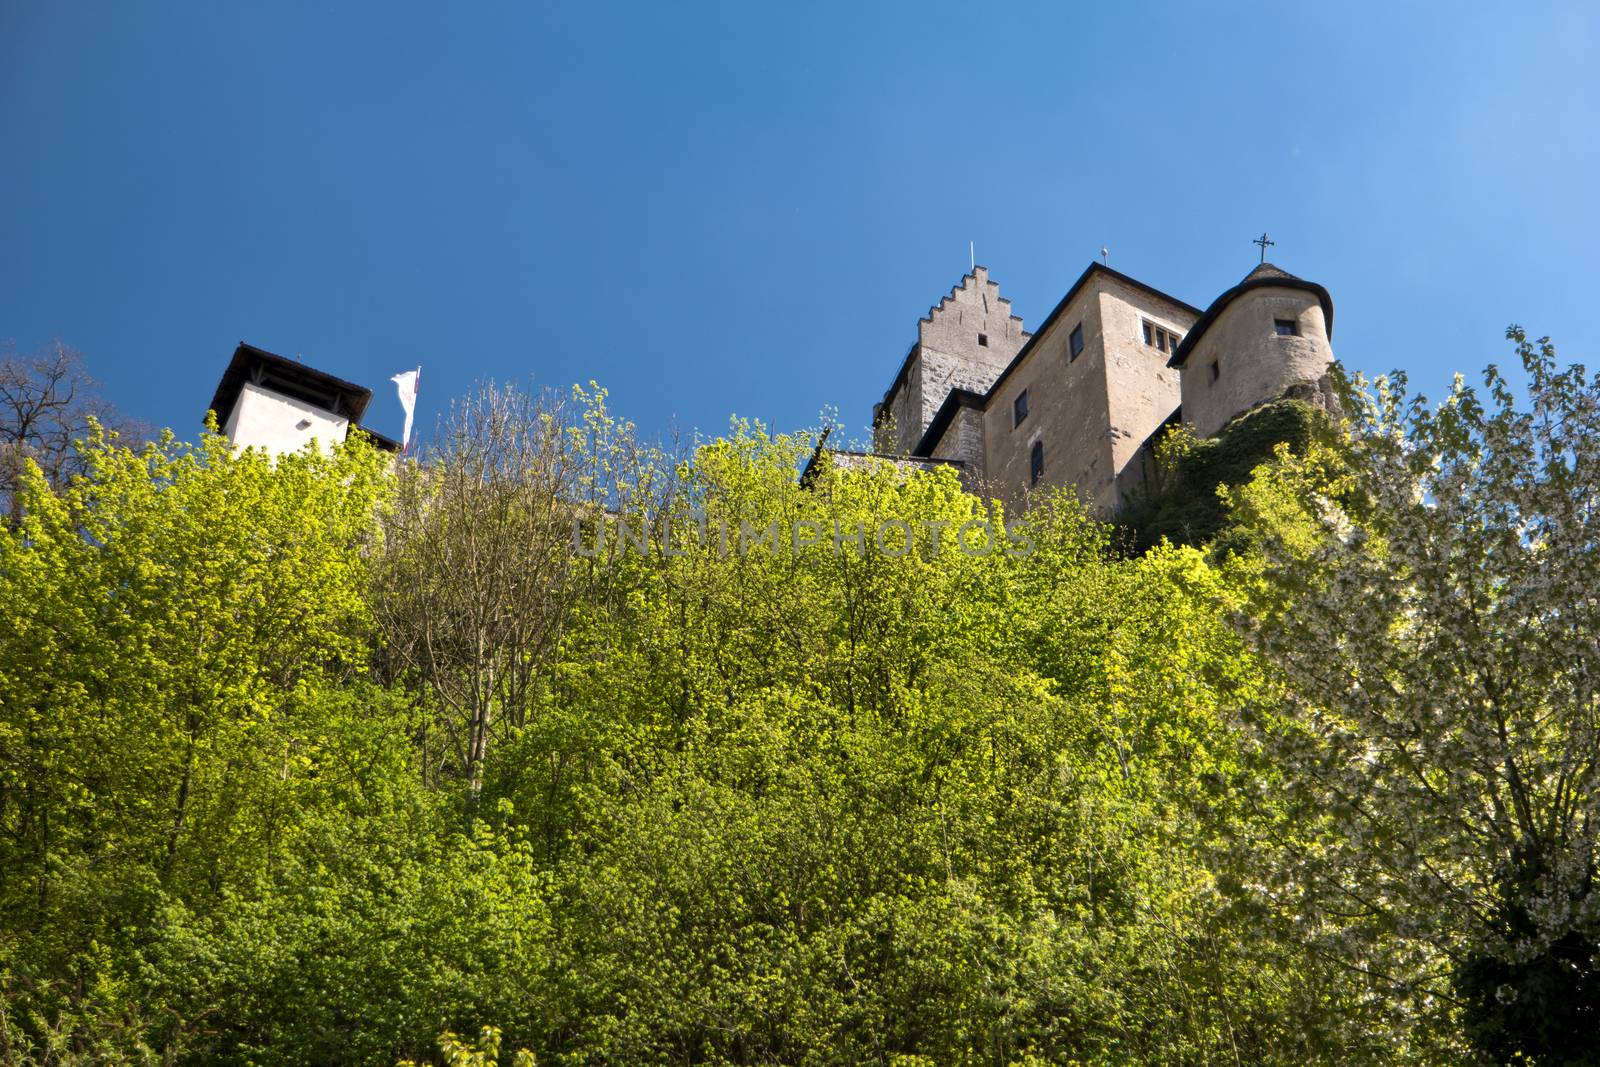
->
[977, 333, 988, 347]
[1274, 318, 1299, 336]
[1069, 323, 1085, 360]
[1209, 360, 1221, 384]
[1013, 389, 1029, 427]
[1030, 440, 1044, 486]
[1156, 329, 1168, 353]
[1142, 321, 1153, 346]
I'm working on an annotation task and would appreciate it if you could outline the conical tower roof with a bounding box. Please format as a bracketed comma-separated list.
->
[1244, 261, 1298, 282]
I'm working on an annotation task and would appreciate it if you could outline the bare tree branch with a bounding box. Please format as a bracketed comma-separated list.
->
[0, 339, 144, 522]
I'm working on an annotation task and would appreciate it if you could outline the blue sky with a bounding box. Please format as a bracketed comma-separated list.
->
[2, 2, 1595, 449]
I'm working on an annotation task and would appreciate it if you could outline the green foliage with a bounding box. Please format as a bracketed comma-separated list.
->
[447, 435, 1380, 1064]
[1218, 328, 1600, 1063]
[0, 427, 398, 1060]
[1120, 397, 1332, 551]
[399, 1025, 536, 1067]
[2, 374, 1529, 1064]
[142, 803, 550, 1064]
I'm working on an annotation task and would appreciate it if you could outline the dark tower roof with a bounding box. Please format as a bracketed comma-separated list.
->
[1167, 263, 1334, 368]
[208, 342, 374, 428]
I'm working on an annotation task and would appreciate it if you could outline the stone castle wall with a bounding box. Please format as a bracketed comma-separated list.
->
[982, 279, 1108, 512]
[865, 262, 1335, 516]
[1096, 276, 1194, 506]
[925, 399, 985, 470]
[876, 266, 1027, 454]
[1180, 286, 1332, 439]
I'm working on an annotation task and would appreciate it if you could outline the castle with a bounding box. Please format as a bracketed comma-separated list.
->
[832, 258, 1338, 512]
[207, 258, 1338, 517]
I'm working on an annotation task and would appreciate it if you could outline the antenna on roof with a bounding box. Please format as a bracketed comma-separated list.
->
[1101, 246, 1109, 266]
[970, 241, 975, 272]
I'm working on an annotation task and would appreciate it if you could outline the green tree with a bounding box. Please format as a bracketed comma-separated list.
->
[1222, 329, 1600, 1063]
[473, 425, 1348, 1064]
[0, 426, 396, 1058]
[0, 397, 1398, 1064]
[371, 382, 659, 808]
[399, 1025, 535, 1067]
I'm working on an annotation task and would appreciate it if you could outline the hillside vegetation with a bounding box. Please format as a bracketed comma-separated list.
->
[2, 332, 1597, 1065]
[1118, 396, 1332, 552]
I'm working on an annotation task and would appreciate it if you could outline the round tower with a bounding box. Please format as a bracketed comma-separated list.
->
[1167, 263, 1336, 439]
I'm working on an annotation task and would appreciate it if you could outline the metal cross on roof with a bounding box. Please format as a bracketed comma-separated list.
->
[1253, 232, 1275, 263]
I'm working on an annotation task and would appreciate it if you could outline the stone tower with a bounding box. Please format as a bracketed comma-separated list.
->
[1167, 263, 1336, 438]
[873, 266, 1029, 454]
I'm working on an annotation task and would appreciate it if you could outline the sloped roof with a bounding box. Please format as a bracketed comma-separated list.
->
[1168, 262, 1333, 368]
[208, 342, 375, 430]
[1241, 262, 1296, 282]
[912, 388, 985, 456]
[351, 425, 403, 453]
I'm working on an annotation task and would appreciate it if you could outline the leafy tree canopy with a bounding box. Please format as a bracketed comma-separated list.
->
[3, 335, 1594, 1066]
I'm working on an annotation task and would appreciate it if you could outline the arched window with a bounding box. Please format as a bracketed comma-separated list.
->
[1029, 440, 1044, 487]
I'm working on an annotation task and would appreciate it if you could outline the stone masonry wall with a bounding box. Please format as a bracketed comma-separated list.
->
[1180, 287, 1332, 439]
[926, 401, 986, 470]
[1096, 276, 1196, 506]
[875, 351, 921, 454]
[877, 267, 1027, 454]
[981, 279, 1108, 513]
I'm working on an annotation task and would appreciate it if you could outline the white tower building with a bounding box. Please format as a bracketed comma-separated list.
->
[207, 343, 399, 456]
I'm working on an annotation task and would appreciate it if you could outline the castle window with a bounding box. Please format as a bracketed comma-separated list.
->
[1142, 319, 1177, 353]
[1069, 323, 1085, 360]
[1275, 318, 1300, 336]
[978, 333, 989, 347]
[1209, 359, 1221, 384]
[1013, 389, 1029, 427]
[1030, 441, 1044, 486]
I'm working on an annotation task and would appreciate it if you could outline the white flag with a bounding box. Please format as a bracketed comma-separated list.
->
[391, 367, 420, 451]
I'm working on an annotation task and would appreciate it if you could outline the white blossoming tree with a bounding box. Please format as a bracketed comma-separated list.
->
[1222, 329, 1600, 1062]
